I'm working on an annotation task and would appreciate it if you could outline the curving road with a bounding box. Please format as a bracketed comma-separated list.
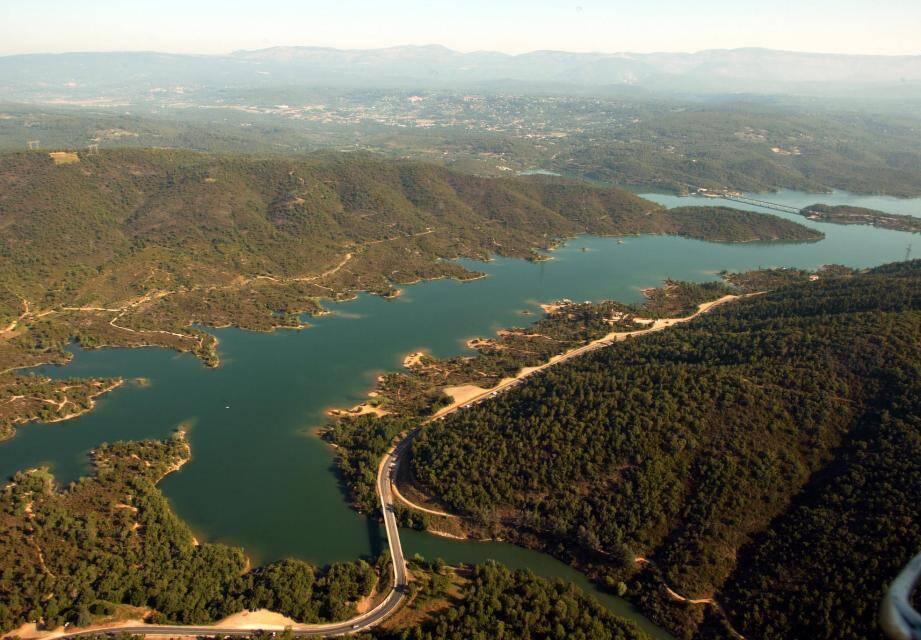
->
[426, 295, 743, 420]
[57, 443, 408, 639]
[56, 294, 743, 640]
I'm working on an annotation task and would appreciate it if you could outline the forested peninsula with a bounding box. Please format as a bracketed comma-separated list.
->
[328, 261, 921, 640]
[0, 430, 383, 634]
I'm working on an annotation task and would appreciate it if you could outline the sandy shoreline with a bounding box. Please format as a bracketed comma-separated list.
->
[402, 350, 428, 368]
[427, 529, 467, 540]
[327, 402, 389, 418]
[466, 337, 498, 350]
[539, 300, 571, 314]
[430, 294, 746, 422]
[156, 428, 192, 483]
[44, 379, 125, 424]
[213, 609, 300, 630]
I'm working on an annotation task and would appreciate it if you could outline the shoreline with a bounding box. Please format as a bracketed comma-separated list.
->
[43, 379, 125, 424]
[156, 428, 192, 483]
[428, 294, 744, 417]
[1, 377, 126, 443]
[0, 216, 832, 383]
[326, 403, 390, 419]
[402, 350, 429, 368]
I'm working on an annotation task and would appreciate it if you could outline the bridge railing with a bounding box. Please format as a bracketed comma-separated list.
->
[881, 553, 921, 639]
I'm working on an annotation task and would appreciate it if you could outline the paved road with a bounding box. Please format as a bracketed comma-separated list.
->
[389, 294, 744, 516]
[377, 442, 409, 597]
[58, 439, 409, 639]
[425, 295, 742, 423]
[58, 294, 741, 639]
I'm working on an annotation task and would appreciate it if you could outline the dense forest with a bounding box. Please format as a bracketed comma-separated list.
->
[323, 275, 770, 510]
[325, 269, 843, 514]
[402, 261, 921, 639]
[0, 431, 380, 634]
[324, 414, 414, 514]
[363, 277, 773, 418]
[209, 561, 650, 640]
[363, 561, 648, 640]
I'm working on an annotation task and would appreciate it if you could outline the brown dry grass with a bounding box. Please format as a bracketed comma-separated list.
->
[49, 151, 80, 165]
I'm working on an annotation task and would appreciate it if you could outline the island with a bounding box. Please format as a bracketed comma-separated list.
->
[801, 203, 921, 233]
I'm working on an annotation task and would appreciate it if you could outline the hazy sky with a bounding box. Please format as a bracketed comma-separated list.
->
[2, 0, 920, 56]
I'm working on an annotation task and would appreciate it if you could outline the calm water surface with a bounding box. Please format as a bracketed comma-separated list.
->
[1, 191, 918, 638]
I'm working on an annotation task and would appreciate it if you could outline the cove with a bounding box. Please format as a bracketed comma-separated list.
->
[0, 190, 917, 638]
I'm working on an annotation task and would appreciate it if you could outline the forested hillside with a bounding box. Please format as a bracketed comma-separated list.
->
[406, 261, 921, 639]
[323, 276, 759, 514]
[0, 431, 380, 633]
[367, 562, 649, 640]
[0, 148, 819, 436]
[0, 148, 819, 326]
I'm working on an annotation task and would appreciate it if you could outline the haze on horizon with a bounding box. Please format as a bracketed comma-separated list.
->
[2, 0, 920, 57]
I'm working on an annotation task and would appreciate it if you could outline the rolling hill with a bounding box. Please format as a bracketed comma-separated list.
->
[0, 148, 819, 435]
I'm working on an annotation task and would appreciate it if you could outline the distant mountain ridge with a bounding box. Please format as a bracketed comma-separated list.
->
[231, 44, 921, 85]
[1, 45, 920, 96]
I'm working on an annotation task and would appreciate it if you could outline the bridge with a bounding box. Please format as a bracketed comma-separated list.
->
[881, 553, 921, 640]
[720, 194, 803, 214]
[57, 437, 409, 638]
[681, 182, 809, 216]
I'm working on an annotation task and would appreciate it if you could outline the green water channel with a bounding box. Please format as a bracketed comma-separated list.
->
[1, 191, 917, 638]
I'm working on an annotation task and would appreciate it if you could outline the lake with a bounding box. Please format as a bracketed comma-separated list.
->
[1, 190, 917, 638]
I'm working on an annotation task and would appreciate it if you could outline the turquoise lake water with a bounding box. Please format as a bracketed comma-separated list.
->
[1, 191, 917, 638]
